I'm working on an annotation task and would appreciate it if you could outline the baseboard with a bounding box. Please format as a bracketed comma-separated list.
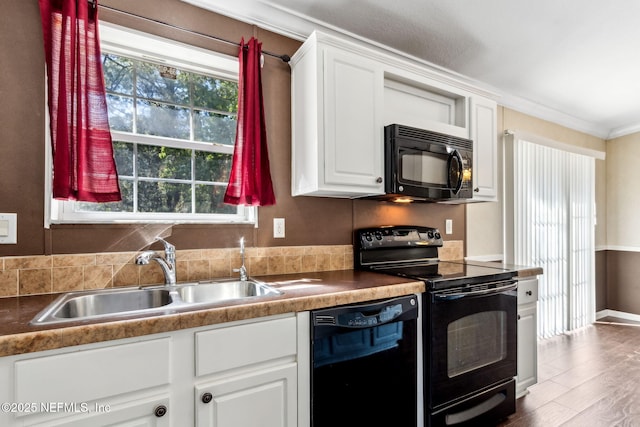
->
[596, 309, 640, 323]
[598, 246, 640, 252]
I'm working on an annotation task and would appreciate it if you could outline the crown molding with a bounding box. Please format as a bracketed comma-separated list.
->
[607, 123, 640, 139]
[495, 91, 610, 139]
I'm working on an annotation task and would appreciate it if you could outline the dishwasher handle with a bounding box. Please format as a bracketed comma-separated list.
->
[313, 295, 418, 329]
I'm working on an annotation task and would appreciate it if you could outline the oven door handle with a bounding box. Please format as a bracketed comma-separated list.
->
[433, 281, 517, 300]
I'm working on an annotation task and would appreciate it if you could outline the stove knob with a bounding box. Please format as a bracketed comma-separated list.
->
[427, 230, 434, 239]
[434, 232, 441, 239]
[374, 231, 383, 240]
[364, 233, 373, 242]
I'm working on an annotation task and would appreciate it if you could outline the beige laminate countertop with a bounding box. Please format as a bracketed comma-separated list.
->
[0, 265, 542, 358]
[0, 270, 424, 357]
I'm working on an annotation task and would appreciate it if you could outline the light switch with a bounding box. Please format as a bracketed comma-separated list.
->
[0, 213, 17, 244]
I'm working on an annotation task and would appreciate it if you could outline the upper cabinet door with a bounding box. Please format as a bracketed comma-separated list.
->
[290, 33, 384, 198]
[470, 96, 499, 201]
[322, 47, 384, 192]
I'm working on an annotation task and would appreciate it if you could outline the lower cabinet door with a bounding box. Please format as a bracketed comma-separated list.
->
[516, 303, 538, 396]
[195, 363, 297, 427]
[27, 394, 170, 427]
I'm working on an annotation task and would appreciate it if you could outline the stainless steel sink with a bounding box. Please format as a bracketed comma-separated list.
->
[30, 279, 282, 325]
[177, 280, 282, 304]
[31, 288, 174, 324]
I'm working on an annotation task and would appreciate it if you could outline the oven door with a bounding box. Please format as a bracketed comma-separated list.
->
[425, 280, 517, 409]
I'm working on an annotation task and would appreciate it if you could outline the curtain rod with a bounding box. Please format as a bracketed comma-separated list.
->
[93, 1, 291, 63]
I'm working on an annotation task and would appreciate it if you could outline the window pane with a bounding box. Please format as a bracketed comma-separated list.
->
[136, 62, 190, 105]
[194, 111, 236, 145]
[195, 151, 232, 182]
[75, 180, 134, 212]
[113, 141, 134, 176]
[195, 184, 235, 214]
[102, 54, 134, 95]
[136, 100, 190, 139]
[138, 181, 192, 213]
[106, 94, 133, 132]
[192, 76, 238, 112]
[137, 145, 192, 180]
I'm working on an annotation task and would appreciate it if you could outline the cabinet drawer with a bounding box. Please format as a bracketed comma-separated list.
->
[195, 316, 297, 377]
[15, 338, 170, 405]
[518, 278, 538, 305]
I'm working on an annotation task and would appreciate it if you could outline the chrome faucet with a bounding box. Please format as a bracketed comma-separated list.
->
[135, 237, 177, 285]
[233, 237, 248, 281]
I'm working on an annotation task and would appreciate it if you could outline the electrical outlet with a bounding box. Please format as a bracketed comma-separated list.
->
[273, 218, 285, 238]
[445, 219, 453, 235]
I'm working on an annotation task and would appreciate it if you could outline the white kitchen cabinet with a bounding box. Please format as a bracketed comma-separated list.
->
[469, 96, 499, 201]
[0, 338, 171, 426]
[290, 31, 385, 198]
[28, 395, 171, 427]
[193, 315, 299, 426]
[0, 313, 305, 426]
[516, 277, 538, 397]
[382, 77, 469, 139]
[195, 363, 297, 427]
[290, 30, 500, 203]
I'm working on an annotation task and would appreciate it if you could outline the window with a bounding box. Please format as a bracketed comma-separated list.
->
[48, 23, 255, 224]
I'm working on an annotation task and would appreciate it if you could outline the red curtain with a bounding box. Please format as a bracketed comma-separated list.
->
[39, 0, 121, 202]
[224, 38, 276, 206]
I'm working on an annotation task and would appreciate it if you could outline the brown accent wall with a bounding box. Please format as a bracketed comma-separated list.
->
[595, 250, 607, 312]
[605, 251, 640, 314]
[0, 0, 464, 257]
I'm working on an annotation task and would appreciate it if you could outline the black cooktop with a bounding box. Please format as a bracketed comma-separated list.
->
[355, 226, 516, 291]
[370, 261, 516, 291]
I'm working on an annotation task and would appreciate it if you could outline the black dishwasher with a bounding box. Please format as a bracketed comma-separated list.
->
[311, 295, 419, 427]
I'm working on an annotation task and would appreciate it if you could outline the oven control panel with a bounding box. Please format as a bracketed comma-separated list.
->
[356, 226, 443, 249]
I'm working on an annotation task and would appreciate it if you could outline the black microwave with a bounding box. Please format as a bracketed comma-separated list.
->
[378, 124, 473, 202]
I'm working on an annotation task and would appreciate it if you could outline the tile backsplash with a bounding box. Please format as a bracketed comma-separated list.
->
[0, 241, 463, 298]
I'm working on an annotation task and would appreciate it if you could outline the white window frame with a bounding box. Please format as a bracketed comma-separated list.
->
[46, 22, 256, 225]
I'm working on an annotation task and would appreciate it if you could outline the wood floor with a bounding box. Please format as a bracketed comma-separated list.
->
[498, 321, 640, 426]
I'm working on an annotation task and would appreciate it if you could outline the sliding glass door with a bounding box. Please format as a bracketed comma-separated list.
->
[505, 132, 596, 338]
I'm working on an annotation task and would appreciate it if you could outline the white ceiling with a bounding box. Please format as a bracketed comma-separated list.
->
[183, 0, 640, 139]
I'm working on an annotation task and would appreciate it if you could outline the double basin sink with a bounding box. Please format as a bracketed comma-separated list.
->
[31, 279, 283, 325]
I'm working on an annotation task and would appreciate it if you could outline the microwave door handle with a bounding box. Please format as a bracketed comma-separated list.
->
[448, 150, 464, 195]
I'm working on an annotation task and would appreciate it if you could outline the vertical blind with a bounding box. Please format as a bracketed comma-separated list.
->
[509, 135, 596, 338]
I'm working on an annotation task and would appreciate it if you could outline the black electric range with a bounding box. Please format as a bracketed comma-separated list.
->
[354, 225, 518, 427]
